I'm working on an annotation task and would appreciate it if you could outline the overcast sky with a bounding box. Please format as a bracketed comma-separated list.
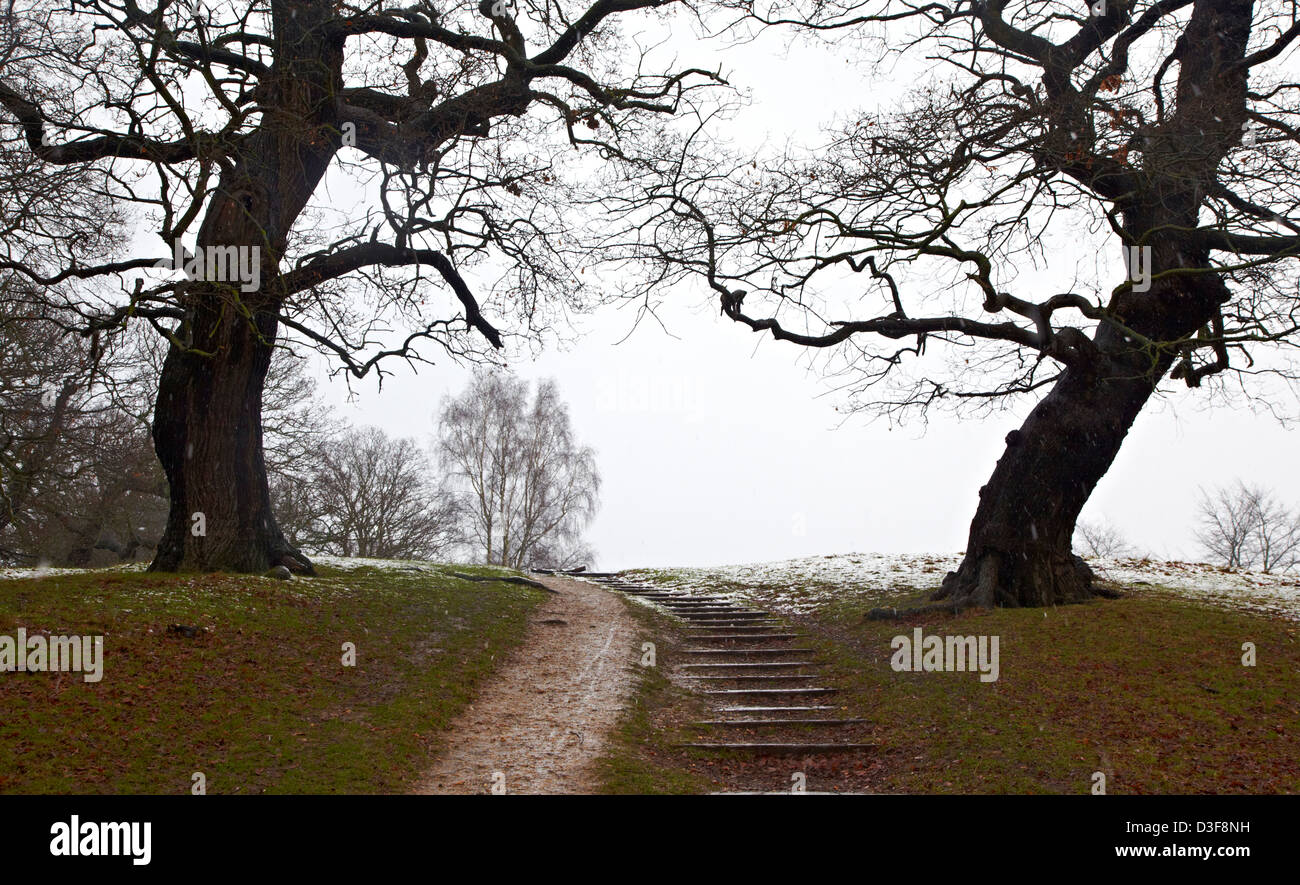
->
[311, 21, 1299, 572]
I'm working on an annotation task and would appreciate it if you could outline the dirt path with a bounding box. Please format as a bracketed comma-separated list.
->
[415, 575, 639, 795]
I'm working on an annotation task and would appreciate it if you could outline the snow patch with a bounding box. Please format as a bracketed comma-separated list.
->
[628, 552, 1300, 620]
[0, 563, 147, 581]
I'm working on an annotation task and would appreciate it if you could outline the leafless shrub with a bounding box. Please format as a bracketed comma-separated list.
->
[1074, 520, 1134, 560]
[1196, 482, 1300, 573]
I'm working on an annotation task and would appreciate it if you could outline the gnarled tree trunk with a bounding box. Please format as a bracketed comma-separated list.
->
[935, 0, 1254, 609]
[150, 299, 312, 574]
[934, 326, 1168, 608]
[937, 245, 1229, 609]
[148, 0, 342, 574]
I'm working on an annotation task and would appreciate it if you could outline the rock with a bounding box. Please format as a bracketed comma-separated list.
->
[268, 565, 293, 581]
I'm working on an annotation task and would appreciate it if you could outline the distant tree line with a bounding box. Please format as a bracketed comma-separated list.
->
[0, 296, 346, 567]
[0, 296, 162, 566]
[271, 426, 461, 562]
[271, 371, 599, 568]
[1074, 483, 1300, 575]
[0, 303, 599, 570]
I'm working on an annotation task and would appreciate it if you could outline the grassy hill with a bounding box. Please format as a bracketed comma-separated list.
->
[598, 554, 1300, 794]
[0, 562, 546, 794]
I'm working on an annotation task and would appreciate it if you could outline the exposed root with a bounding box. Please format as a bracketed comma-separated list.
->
[447, 571, 560, 594]
[275, 547, 316, 577]
[932, 549, 1101, 610]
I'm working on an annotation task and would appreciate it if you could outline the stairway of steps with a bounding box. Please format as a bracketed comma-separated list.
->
[585, 575, 873, 755]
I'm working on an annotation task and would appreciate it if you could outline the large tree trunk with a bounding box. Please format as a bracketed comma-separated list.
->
[147, 0, 342, 574]
[937, 247, 1228, 609]
[933, 333, 1166, 609]
[149, 298, 313, 574]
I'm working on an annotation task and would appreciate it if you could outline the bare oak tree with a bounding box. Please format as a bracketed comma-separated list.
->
[437, 371, 598, 568]
[0, 0, 717, 574]
[619, 0, 1300, 608]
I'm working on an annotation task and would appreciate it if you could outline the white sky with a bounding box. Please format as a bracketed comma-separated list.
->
[309, 18, 1299, 571]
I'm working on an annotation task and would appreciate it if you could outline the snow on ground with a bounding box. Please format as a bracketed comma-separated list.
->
[0, 563, 146, 581]
[0, 555, 420, 581]
[627, 552, 1300, 620]
[629, 552, 962, 615]
[308, 553, 438, 572]
[0, 554, 507, 580]
[308, 554, 517, 576]
[1088, 557, 1300, 621]
[3, 552, 1296, 621]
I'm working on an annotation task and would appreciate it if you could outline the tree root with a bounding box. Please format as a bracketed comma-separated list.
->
[276, 548, 316, 577]
[447, 571, 560, 594]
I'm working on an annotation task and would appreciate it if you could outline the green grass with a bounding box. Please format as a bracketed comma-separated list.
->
[0, 563, 546, 794]
[593, 599, 719, 795]
[828, 590, 1300, 793]
[597, 575, 1300, 794]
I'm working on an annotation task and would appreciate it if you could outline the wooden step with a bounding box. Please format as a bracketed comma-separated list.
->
[663, 603, 755, 609]
[670, 609, 765, 616]
[680, 662, 819, 669]
[686, 622, 783, 628]
[692, 719, 870, 727]
[702, 688, 838, 696]
[674, 607, 768, 612]
[686, 626, 788, 632]
[680, 622, 783, 630]
[672, 612, 773, 619]
[662, 605, 743, 611]
[683, 648, 815, 655]
[686, 675, 818, 682]
[678, 743, 875, 753]
[690, 634, 800, 641]
[674, 607, 766, 613]
[676, 613, 771, 621]
[718, 706, 838, 712]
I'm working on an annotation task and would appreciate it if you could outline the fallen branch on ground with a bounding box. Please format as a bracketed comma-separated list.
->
[446, 571, 560, 594]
